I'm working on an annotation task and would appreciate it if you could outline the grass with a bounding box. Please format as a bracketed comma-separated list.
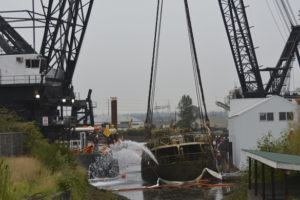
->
[0, 160, 10, 200]
[5, 157, 43, 183]
[223, 172, 248, 200]
[4, 157, 60, 200]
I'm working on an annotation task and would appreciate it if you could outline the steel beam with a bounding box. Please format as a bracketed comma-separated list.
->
[271, 167, 275, 200]
[262, 163, 265, 200]
[254, 160, 257, 196]
[249, 158, 252, 190]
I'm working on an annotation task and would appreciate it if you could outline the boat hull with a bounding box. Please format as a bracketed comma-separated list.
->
[141, 152, 216, 182]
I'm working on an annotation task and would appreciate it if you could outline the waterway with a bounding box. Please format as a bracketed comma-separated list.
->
[90, 141, 235, 200]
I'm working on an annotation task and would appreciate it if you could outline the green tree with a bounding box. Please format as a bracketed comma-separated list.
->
[177, 95, 196, 129]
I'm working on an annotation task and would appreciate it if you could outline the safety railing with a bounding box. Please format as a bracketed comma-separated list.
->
[0, 75, 41, 85]
[157, 152, 210, 165]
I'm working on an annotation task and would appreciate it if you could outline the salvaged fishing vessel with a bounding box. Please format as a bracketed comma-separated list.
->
[142, 0, 216, 182]
[141, 129, 216, 182]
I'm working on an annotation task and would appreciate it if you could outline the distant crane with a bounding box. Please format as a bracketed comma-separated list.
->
[153, 102, 172, 127]
[154, 103, 171, 112]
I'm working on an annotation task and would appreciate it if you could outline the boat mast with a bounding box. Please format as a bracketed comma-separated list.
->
[145, 0, 164, 138]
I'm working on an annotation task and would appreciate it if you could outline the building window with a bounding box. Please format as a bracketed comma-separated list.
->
[260, 113, 266, 121]
[279, 112, 286, 121]
[267, 112, 274, 121]
[260, 112, 274, 121]
[279, 112, 294, 121]
[26, 59, 47, 68]
[287, 112, 294, 120]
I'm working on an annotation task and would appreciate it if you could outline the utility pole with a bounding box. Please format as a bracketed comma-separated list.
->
[32, 0, 36, 51]
[107, 99, 110, 123]
[174, 110, 176, 122]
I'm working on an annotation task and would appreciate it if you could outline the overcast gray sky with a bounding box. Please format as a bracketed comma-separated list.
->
[3, 0, 300, 114]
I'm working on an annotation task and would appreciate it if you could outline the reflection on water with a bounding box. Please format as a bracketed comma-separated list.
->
[92, 164, 235, 200]
[90, 142, 235, 200]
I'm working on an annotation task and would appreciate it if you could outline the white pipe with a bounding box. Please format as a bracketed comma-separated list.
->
[75, 126, 97, 132]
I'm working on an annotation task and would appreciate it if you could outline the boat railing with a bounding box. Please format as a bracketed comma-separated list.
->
[157, 152, 211, 165]
[157, 154, 180, 165]
[152, 134, 209, 146]
[183, 152, 212, 161]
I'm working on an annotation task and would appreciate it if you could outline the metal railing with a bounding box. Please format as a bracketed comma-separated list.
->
[157, 152, 211, 165]
[0, 75, 41, 85]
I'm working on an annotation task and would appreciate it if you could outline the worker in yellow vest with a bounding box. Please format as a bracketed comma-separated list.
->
[103, 125, 111, 145]
[103, 125, 118, 145]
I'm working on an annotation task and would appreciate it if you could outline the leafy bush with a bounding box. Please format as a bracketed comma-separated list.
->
[224, 171, 248, 200]
[0, 109, 22, 132]
[257, 121, 300, 155]
[57, 169, 89, 200]
[257, 131, 290, 153]
[58, 144, 78, 169]
[31, 142, 66, 172]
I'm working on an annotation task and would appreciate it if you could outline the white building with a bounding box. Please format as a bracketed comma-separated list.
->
[229, 95, 298, 169]
[95, 114, 144, 130]
[118, 116, 144, 130]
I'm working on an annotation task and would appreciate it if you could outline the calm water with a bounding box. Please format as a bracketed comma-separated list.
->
[90, 141, 235, 200]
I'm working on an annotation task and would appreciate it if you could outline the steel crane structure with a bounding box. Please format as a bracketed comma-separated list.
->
[218, 0, 300, 98]
[0, 0, 95, 139]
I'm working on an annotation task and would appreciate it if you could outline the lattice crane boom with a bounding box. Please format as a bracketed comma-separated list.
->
[218, 0, 300, 98]
[218, 0, 265, 98]
[40, 0, 94, 89]
[264, 25, 300, 95]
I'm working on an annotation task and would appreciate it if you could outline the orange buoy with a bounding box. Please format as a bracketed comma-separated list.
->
[121, 174, 126, 179]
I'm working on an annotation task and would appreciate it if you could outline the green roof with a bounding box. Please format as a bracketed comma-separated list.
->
[243, 149, 300, 171]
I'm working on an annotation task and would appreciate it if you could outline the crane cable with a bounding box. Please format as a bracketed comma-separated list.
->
[279, 0, 297, 27]
[146, 0, 163, 131]
[183, 0, 209, 125]
[274, 0, 290, 32]
[286, 0, 298, 25]
[271, 0, 289, 37]
[265, 0, 286, 42]
[273, 0, 298, 31]
[147, 0, 209, 129]
[184, 7, 204, 124]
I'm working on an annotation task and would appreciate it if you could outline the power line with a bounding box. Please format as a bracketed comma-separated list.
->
[271, 0, 289, 37]
[265, 0, 286, 42]
[274, 0, 291, 32]
[280, 0, 294, 26]
[286, 0, 298, 25]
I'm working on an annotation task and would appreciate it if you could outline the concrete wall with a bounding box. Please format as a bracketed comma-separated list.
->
[0, 132, 24, 157]
[229, 96, 298, 169]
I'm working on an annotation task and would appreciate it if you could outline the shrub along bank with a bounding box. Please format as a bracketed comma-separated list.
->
[0, 109, 127, 200]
